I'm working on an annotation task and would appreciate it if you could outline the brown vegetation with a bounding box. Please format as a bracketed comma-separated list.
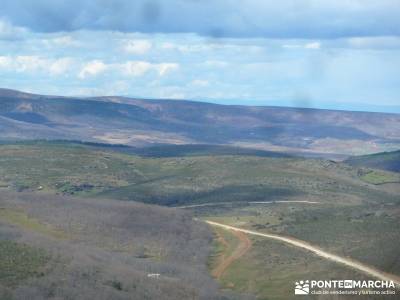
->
[0, 191, 252, 300]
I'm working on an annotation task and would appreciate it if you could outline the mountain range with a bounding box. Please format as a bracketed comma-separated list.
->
[1, 88, 399, 158]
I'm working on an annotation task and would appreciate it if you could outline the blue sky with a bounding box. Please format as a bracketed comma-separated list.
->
[0, 0, 399, 112]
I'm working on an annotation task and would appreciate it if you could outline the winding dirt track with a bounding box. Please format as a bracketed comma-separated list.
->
[212, 229, 252, 279]
[206, 220, 400, 287]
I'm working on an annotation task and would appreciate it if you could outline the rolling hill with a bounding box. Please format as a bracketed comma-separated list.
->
[345, 150, 400, 173]
[1, 88, 400, 157]
[0, 141, 399, 299]
[0, 140, 397, 206]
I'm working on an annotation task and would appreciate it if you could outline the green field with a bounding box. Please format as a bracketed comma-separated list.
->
[359, 170, 400, 185]
[0, 208, 68, 239]
[0, 141, 389, 207]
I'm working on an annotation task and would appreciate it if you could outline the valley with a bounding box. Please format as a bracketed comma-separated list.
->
[0, 140, 399, 299]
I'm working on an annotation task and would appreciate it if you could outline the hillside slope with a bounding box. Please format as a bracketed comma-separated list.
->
[345, 150, 400, 172]
[0, 191, 249, 300]
[0, 141, 397, 206]
[1, 88, 400, 156]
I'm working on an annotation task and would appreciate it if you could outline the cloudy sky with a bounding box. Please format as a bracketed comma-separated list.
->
[1, 0, 399, 112]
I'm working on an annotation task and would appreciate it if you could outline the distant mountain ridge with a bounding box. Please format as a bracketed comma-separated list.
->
[1, 88, 399, 157]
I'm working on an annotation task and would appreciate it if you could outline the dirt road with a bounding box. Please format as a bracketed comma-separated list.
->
[206, 220, 400, 286]
[177, 200, 320, 209]
[212, 229, 252, 279]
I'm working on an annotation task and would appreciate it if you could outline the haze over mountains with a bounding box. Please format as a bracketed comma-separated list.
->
[1, 88, 399, 157]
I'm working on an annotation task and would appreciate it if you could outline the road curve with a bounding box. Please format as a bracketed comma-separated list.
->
[205, 220, 400, 287]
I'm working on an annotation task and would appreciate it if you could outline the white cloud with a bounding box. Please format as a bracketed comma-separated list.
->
[305, 42, 321, 49]
[0, 55, 177, 80]
[0, 55, 74, 75]
[156, 63, 179, 76]
[0, 55, 73, 75]
[0, 57, 179, 80]
[122, 61, 152, 76]
[15, 56, 47, 72]
[49, 58, 75, 75]
[121, 61, 179, 77]
[123, 40, 152, 54]
[78, 60, 107, 79]
[0, 56, 12, 68]
[282, 41, 321, 49]
[0, 19, 27, 40]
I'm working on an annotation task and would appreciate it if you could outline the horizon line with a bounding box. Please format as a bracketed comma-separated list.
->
[1, 87, 399, 115]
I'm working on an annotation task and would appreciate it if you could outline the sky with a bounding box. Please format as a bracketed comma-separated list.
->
[0, 0, 399, 112]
